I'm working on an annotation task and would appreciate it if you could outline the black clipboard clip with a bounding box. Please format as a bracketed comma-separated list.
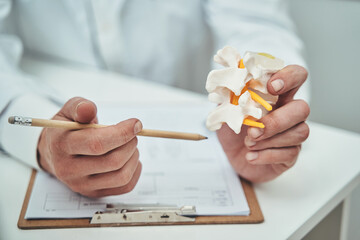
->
[90, 204, 196, 224]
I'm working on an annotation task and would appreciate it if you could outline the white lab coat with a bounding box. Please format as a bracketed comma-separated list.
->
[0, 0, 308, 169]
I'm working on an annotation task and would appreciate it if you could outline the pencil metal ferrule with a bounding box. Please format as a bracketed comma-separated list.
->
[13, 116, 32, 126]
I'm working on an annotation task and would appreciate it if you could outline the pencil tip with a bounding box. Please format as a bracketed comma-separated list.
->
[8, 116, 15, 124]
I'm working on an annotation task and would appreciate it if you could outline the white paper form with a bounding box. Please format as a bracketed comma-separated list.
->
[25, 103, 250, 219]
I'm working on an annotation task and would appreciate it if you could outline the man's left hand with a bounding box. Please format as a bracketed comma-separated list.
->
[217, 65, 310, 182]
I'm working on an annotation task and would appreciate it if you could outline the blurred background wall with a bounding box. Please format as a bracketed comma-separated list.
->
[288, 0, 360, 239]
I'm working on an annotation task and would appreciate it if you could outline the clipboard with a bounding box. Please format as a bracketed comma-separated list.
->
[18, 170, 264, 229]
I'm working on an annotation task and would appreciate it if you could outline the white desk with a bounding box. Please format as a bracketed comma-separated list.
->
[1, 59, 359, 240]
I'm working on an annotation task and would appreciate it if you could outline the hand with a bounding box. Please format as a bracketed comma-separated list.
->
[217, 65, 310, 182]
[37, 97, 143, 197]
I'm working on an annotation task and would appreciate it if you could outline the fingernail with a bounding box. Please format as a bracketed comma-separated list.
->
[75, 102, 85, 119]
[249, 128, 264, 139]
[271, 79, 284, 92]
[134, 121, 143, 134]
[245, 137, 256, 147]
[246, 152, 258, 161]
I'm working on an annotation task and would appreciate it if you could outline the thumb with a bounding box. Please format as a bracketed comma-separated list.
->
[57, 97, 98, 123]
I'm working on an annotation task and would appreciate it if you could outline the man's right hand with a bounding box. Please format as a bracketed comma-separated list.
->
[37, 97, 143, 198]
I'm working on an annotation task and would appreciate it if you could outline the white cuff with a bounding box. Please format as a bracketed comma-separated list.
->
[0, 94, 60, 170]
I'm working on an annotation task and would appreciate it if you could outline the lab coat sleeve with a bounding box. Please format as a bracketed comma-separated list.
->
[204, 0, 310, 101]
[0, 0, 61, 170]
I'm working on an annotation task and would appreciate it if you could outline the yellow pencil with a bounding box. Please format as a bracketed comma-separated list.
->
[8, 116, 208, 141]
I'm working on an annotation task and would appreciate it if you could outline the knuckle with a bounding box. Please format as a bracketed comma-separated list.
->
[50, 136, 63, 152]
[68, 183, 82, 194]
[296, 100, 310, 119]
[108, 151, 125, 170]
[56, 139, 69, 154]
[274, 163, 290, 174]
[268, 150, 277, 161]
[133, 136, 138, 146]
[121, 183, 136, 194]
[85, 191, 101, 198]
[93, 192, 103, 198]
[51, 132, 72, 154]
[88, 134, 105, 154]
[53, 163, 69, 179]
[290, 146, 301, 158]
[108, 144, 139, 171]
[285, 159, 297, 168]
[298, 123, 310, 142]
[119, 127, 131, 144]
[298, 65, 308, 81]
[50, 140, 60, 153]
[134, 149, 140, 160]
[124, 138, 138, 156]
[128, 139, 139, 158]
[117, 121, 137, 144]
[265, 116, 280, 132]
[118, 169, 133, 185]
[69, 180, 89, 195]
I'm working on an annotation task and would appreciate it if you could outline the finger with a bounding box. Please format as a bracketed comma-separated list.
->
[63, 138, 139, 177]
[56, 97, 97, 123]
[86, 149, 140, 191]
[245, 122, 309, 150]
[245, 146, 301, 166]
[63, 118, 142, 155]
[87, 162, 142, 197]
[267, 65, 308, 104]
[247, 99, 310, 141]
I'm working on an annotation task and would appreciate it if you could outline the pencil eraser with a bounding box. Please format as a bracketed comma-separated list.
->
[8, 116, 15, 124]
